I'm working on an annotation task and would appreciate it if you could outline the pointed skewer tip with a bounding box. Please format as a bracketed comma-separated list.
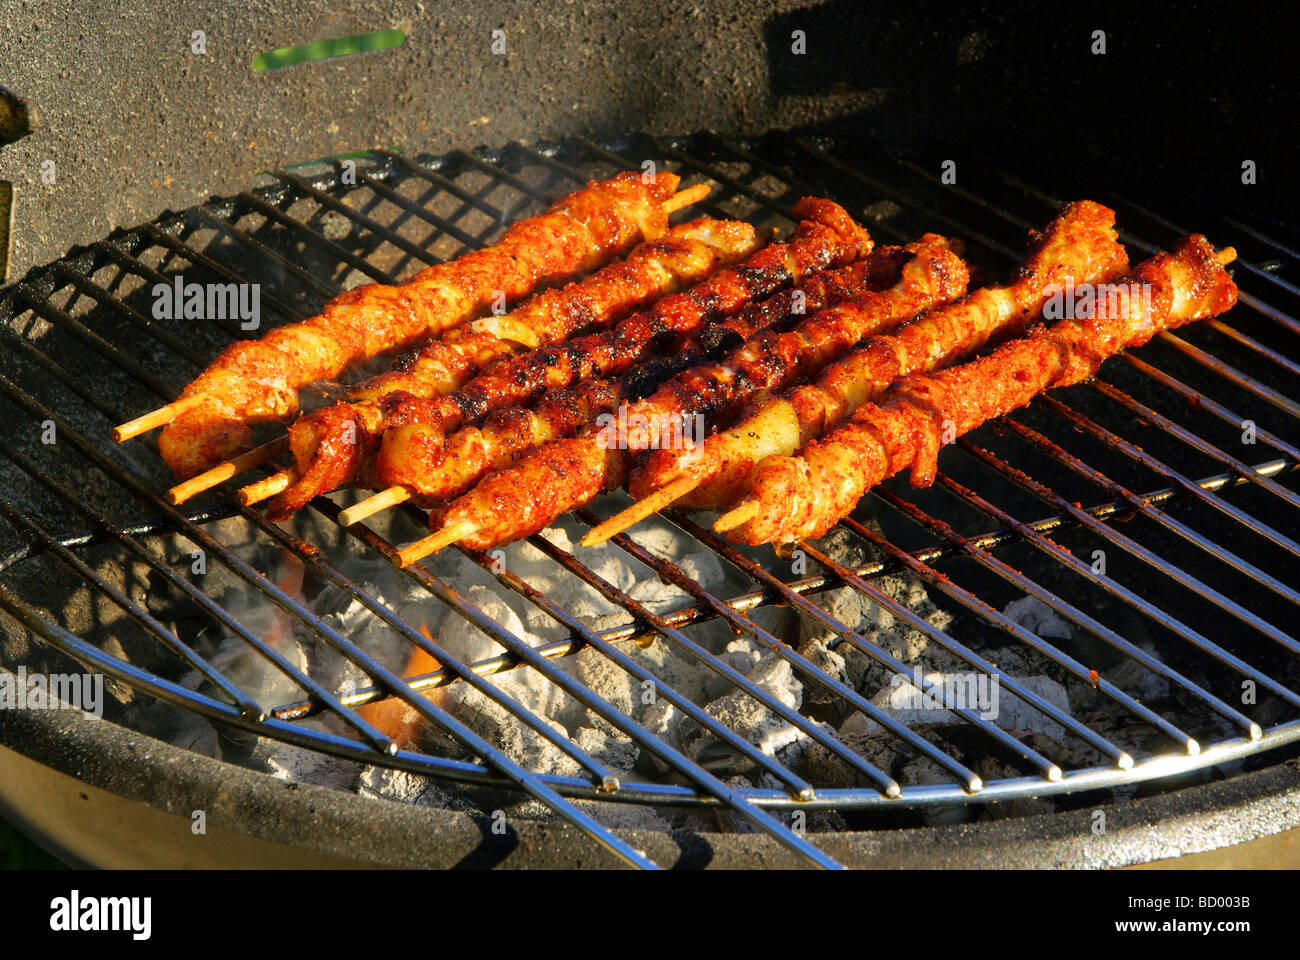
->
[585, 472, 704, 545]
[111, 394, 205, 442]
[338, 485, 411, 527]
[713, 500, 758, 533]
[167, 436, 290, 505]
[662, 182, 710, 214]
[396, 520, 478, 567]
[237, 468, 298, 506]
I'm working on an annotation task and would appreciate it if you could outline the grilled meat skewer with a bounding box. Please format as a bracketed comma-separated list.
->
[402, 232, 966, 561]
[360, 243, 923, 510]
[143, 171, 690, 478]
[619, 201, 1128, 529]
[719, 237, 1238, 546]
[268, 196, 870, 517]
[264, 217, 758, 516]
[373, 198, 872, 480]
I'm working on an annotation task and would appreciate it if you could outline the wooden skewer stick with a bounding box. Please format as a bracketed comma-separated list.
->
[713, 500, 759, 533]
[111, 395, 204, 442]
[397, 521, 479, 567]
[238, 468, 299, 506]
[109, 184, 711, 448]
[338, 486, 412, 526]
[581, 472, 703, 547]
[664, 182, 710, 214]
[167, 436, 291, 505]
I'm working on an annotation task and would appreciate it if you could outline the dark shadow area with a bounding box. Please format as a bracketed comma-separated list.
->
[765, 1, 1298, 224]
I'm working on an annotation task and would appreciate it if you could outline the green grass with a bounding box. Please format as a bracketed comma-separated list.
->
[252, 29, 406, 72]
[0, 817, 67, 869]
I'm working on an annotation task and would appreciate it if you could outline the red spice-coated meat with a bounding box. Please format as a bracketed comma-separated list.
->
[158, 170, 680, 478]
[727, 235, 1237, 545]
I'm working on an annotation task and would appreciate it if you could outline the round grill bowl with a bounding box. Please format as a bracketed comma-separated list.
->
[2, 136, 1299, 868]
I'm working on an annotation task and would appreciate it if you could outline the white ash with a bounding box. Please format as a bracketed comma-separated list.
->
[144, 505, 1183, 827]
[264, 739, 366, 793]
[772, 719, 835, 780]
[840, 671, 1071, 744]
[867, 671, 975, 729]
[796, 528, 956, 685]
[326, 516, 751, 827]
[357, 766, 464, 810]
[648, 638, 812, 768]
[640, 698, 680, 748]
[573, 725, 639, 772]
[691, 651, 806, 758]
[1002, 595, 1074, 642]
[796, 637, 849, 706]
[984, 675, 1071, 742]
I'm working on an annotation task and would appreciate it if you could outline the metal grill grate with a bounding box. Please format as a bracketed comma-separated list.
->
[1, 134, 1298, 869]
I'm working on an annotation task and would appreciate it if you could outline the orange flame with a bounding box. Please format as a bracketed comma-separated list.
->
[356, 619, 440, 748]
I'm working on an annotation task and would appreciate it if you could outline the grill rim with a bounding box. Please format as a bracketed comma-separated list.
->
[4, 695, 1299, 869]
[0, 133, 1298, 870]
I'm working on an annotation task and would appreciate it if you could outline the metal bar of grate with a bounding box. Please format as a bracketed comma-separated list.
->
[954, 437, 1300, 710]
[874, 483, 1256, 740]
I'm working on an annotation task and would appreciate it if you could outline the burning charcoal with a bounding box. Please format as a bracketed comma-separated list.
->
[132, 700, 221, 758]
[803, 721, 970, 793]
[319, 589, 427, 692]
[802, 732, 893, 790]
[715, 774, 768, 833]
[866, 670, 979, 728]
[838, 710, 877, 738]
[436, 584, 522, 665]
[454, 683, 583, 779]
[642, 699, 679, 744]
[358, 766, 467, 811]
[628, 575, 688, 613]
[205, 627, 310, 713]
[570, 649, 640, 735]
[573, 798, 673, 833]
[1103, 643, 1171, 702]
[799, 573, 954, 673]
[719, 636, 763, 675]
[632, 634, 741, 708]
[264, 740, 364, 792]
[774, 719, 832, 774]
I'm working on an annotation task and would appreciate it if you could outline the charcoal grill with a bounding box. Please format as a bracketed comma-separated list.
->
[1, 132, 1298, 870]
